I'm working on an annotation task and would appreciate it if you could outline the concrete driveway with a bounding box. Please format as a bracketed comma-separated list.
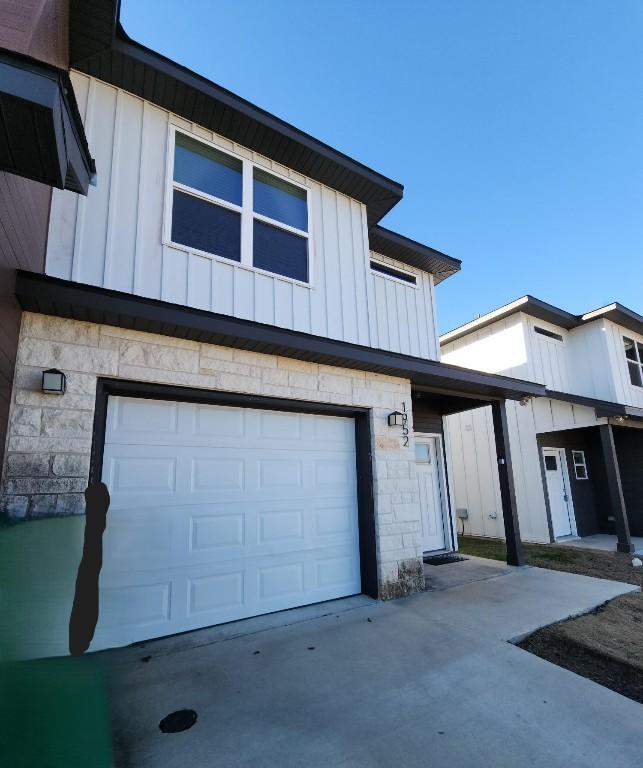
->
[103, 559, 641, 768]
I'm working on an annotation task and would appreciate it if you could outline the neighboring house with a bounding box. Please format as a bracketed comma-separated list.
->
[441, 296, 643, 554]
[1, 1, 544, 656]
[0, 0, 93, 485]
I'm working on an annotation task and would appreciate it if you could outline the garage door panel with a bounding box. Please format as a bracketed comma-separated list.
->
[93, 396, 361, 651]
[110, 397, 180, 435]
[107, 456, 178, 495]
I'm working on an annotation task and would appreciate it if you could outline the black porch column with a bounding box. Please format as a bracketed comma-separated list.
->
[491, 400, 525, 566]
[598, 424, 633, 554]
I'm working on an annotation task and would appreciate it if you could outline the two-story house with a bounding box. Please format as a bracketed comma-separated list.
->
[441, 296, 643, 555]
[1, 0, 545, 656]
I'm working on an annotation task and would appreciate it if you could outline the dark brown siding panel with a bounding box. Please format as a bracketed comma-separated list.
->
[537, 428, 609, 537]
[0, 172, 51, 473]
[0, 0, 69, 69]
[614, 426, 643, 537]
[412, 398, 444, 435]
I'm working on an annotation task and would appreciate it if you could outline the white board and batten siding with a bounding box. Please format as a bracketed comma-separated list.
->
[46, 72, 440, 361]
[446, 398, 555, 544]
[603, 320, 643, 408]
[440, 314, 531, 380]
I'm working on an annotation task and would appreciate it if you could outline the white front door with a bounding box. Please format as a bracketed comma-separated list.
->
[543, 448, 574, 538]
[415, 437, 447, 553]
[92, 396, 361, 651]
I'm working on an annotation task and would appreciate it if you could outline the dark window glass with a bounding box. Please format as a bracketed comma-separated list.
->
[534, 326, 564, 342]
[628, 361, 643, 387]
[253, 220, 308, 281]
[174, 133, 242, 205]
[253, 169, 307, 231]
[544, 455, 557, 471]
[171, 190, 241, 261]
[624, 337, 637, 361]
[370, 260, 417, 285]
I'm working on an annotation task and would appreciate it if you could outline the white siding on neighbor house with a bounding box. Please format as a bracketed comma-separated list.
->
[440, 314, 531, 379]
[46, 72, 440, 360]
[445, 397, 607, 543]
[603, 320, 643, 408]
[523, 317, 571, 391]
[566, 321, 615, 401]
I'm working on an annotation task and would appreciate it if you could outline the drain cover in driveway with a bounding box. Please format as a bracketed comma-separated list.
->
[424, 554, 468, 566]
[159, 709, 197, 733]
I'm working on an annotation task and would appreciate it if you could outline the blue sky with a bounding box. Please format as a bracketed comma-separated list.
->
[122, 0, 643, 333]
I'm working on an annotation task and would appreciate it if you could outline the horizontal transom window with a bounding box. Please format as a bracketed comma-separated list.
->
[534, 326, 563, 342]
[370, 260, 417, 285]
[167, 128, 310, 283]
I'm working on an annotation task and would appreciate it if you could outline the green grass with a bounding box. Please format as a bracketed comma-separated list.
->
[458, 535, 642, 588]
[458, 535, 579, 564]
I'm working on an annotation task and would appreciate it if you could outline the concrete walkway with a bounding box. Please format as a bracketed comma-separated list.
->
[103, 563, 641, 768]
[558, 533, 643, 556]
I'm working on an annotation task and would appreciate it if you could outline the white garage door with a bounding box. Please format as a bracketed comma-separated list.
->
[91, 396, 361, 651]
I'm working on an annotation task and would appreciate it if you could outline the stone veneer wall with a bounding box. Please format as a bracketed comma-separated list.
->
[0, 312, 424, 598]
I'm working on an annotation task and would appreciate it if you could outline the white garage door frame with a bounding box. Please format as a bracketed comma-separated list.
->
[88, 379, 379, 640]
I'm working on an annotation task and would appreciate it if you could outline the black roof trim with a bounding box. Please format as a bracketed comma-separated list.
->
[0, 51, 95, 194]
[441, 296, 580, 345]
[16, 271, 546, 403]
[369, 226, 461, 285]
[442, 296, 643, 346]
[68, 1, 403, 225]
[581, 303, 643, 338]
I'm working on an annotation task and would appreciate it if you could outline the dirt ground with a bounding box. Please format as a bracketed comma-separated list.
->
[458, 536, 643, 704]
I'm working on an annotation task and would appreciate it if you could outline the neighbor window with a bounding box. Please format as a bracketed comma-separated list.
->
[534, 326, 564, 342]
[623, 337, 643, 388]
[169, 129, 310, 282]
[544, 455, 558, 471]
[572, 450, 588, 480]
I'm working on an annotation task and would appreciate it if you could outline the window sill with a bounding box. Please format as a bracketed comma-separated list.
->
[164, 239, 313, 290]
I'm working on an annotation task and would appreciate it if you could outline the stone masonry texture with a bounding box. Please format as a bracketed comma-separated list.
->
[1, 313, 426, 598]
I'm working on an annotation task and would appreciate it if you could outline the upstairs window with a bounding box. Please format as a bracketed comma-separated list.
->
[623, 337, 643, 387]
[253, 169, 309, 282]
[168, 129, 310, 283]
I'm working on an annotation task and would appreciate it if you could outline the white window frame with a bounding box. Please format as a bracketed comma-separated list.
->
[163, 124, 314, 288]
[571, 450, 589, 480]
[623, 335, 643, 389]
[369, 255, 418, 289]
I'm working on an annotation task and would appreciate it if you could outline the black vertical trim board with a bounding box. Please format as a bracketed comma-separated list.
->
[598, 424, 633, 554]
[440, 431, 456, 551]
[355, 415, 378, 598]
[491, 401, 524, 566]
[90, 379, 380, 600]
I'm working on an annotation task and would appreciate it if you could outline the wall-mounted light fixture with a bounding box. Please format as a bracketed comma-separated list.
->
[388, 410, 405, 427]
[42, 369, 66, 395]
